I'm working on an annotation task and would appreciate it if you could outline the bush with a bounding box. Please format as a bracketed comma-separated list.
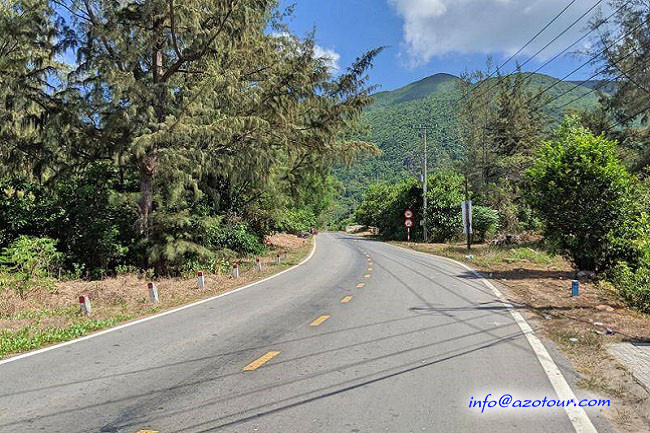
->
[355, 172, 465, 242]
[147, 214, 265, 275]
[213, 223, 265, 256]
[274, 207, 317, 233]
[526, 116, 647, 272]
[609, 262, 650, 314]
[424, 171, 464, 242]
[54, 164, 139, 277]
[472, 206, 499, 242]
[0, 165, 139, 278]
[355, 182, 400, 236]
[0, 236, 63, 299]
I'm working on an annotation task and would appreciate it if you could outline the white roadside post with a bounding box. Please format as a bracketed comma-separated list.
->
[148, 282, 159, 303]
[197, 271, 205, 289]
[78, 295, 91, 316]
[256, 258, 262, 272]
[276, 253, 281, 264]
[232, 264, 239, 279]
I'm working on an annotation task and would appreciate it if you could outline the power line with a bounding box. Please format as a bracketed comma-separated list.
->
[557, 71, 620, 109]
[604, 100, 650, 133]
[463, 0, 633, 112]
[556, 45, 650, 109]
[458, 0, 579, 102]
[471, 0, 607, 104]
[524, 18, 645, 106]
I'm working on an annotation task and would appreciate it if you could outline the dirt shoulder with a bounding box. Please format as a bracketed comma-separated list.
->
[0, 234, 314, 360]
[388, 239, 650, 433]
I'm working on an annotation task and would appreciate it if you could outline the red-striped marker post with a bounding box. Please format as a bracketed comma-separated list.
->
[256, 258, 262, 272]
[79, 295, 91, 316]
[148, 282, 159, 303]
[232, 264, 239, 279]
[197, 271, 205, 289]
[276, 253, 281, 264]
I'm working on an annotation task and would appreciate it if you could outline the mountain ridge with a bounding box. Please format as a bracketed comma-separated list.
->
[333, 71, 603, 218]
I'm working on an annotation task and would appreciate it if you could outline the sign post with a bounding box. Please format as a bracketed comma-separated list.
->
[461, 200, 473, 251]
[404, 215, 413, 241]
[571, 280, 579, 297]
[404, 209, 414, 241]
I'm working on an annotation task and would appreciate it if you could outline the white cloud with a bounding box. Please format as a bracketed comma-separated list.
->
[314, 45, 341, 73]
[389, 0, 608, 66]
[271, 32, 341, 73]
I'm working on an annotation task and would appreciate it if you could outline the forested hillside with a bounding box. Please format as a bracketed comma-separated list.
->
[333, 72, 602, 219]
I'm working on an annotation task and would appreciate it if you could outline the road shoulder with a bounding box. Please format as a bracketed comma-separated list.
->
[382, 239, 650, 433]
[0, 235, 316, 363]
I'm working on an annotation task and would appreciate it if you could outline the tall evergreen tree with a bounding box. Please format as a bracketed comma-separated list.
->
[0, 0, 63, 181]
[0, 0, 381, 273]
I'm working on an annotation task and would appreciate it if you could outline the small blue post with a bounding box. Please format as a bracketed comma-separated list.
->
[571, 280, 579, 297]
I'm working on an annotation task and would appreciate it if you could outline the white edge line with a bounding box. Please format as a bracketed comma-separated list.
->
[385, 242, 598, 433]
[0, 236, 318, 366]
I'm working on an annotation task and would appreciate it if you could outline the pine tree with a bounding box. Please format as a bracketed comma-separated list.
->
[43, 0, 380, 268]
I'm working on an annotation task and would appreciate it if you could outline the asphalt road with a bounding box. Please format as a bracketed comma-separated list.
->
[0, 233, 612, 433]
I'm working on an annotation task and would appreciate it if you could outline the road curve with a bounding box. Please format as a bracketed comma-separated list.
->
[0, 233, 612, 433]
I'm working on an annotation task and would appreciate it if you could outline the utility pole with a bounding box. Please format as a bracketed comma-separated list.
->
[423, 126, 428, 243]
[414, 125, 431, 243]
[464, 174, 472, 251]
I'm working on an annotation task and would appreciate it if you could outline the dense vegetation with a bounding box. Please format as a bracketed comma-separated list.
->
[352, 2, 650, 314]
[331, 72, 604, 222]
[0, 0, 380, 278]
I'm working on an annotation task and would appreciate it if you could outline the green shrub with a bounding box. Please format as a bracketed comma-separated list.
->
[54, 164, 138, 277]
[0, 165, 138, 277]
[609, 262, 650, 314]
[473, 206, 500, 242]
[0, 236, 63, 299]
[526, 116, 647, 271]
[213, 223, 264, 256]
[355, 172, 466, 242]
[274, 207, 317, 233]
[355, 182, 400, 236]
[424, 171, 464, 242]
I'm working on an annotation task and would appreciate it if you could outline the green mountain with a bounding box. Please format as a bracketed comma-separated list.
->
[332, 72, 602, 220]
[370, 73, 460, 109]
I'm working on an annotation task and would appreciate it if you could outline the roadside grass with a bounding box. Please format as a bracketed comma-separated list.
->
[0, 235, 313, 360]
[0, 315, 131, 358]
[389, 240, 565, 270]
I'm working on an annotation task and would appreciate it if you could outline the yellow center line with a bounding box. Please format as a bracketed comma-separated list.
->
[310, 315, 330, 326]
[341, 296, 353, 303]
[243, 351, 281, 371]
[368, 267, 373, 271]
[135, 430, 159, 433]
[357, 283, 365, 288]
[364, 274, 371, 278]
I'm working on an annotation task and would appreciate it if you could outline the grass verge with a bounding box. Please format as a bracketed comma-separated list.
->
[0, 234, 313, 359]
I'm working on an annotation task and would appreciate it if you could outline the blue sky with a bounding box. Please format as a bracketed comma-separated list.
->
[282, 0, 611, 93]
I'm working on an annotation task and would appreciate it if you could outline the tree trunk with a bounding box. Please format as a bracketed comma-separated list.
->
[138, 154, 156, 238]
[140, 29, 165, 239]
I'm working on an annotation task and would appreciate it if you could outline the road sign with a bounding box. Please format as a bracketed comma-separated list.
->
[404, 209, 413, 219]
[404, 218, 413, 228]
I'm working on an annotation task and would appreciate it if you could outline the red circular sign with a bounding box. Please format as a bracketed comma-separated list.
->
[404, 218, 414, 228]
[404, 209, 413, 218]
